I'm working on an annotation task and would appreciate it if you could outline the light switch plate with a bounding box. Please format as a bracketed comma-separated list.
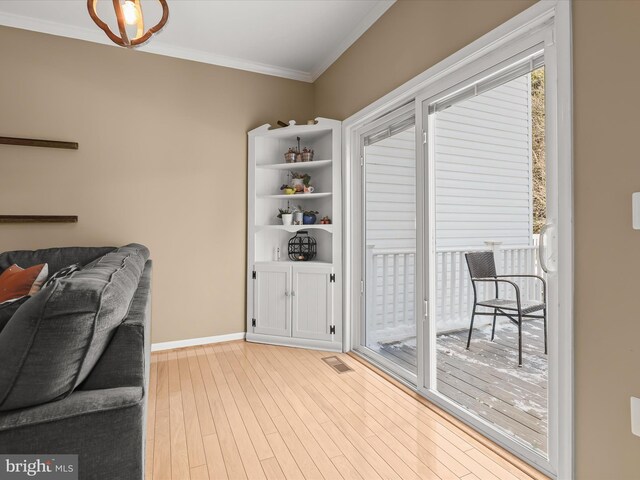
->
[633, 193, 640, 230]
[631, 397, 640, 436]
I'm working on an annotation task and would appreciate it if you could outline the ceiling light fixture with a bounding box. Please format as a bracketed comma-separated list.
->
[87, 0, 169, 48]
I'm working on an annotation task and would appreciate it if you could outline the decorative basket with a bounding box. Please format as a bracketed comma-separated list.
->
[301, 151, 314, 162]
[288, 230, 317, 261]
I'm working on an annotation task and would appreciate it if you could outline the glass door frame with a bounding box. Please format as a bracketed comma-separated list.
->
[351, 103, 421, 386]
[344, 3, 572, 477]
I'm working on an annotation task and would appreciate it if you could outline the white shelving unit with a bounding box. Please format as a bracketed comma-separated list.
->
[247, 118, 342, 352]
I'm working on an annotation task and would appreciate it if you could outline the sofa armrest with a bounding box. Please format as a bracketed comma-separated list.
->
[78, 260, 152, 391]
[0, 388, 145, 480]
[0, 387, 142, 433]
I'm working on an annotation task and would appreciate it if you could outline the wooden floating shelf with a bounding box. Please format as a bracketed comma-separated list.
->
[0, 215, 78, 224]
[256, 159, 332, 170]
[0, 136, 78, 150]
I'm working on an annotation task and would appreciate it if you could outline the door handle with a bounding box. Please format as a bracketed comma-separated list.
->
[538, 223, 557, 273]
[291, 291, 296, 297]
[285, 291, 290, 297]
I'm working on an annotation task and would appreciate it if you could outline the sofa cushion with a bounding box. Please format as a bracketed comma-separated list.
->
[0, 264, 48, 304]
[0, 298, 28, 334]
[0, 244, 150, 411]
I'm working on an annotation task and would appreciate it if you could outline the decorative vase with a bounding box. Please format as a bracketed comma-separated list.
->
[293, 212, 303, 225]
[303, 213, 317, 225]
[281, 214, 293, 226]
[291, 178, 304, 192]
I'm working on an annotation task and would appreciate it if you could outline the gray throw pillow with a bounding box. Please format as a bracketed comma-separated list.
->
[42, 263, 81, 289]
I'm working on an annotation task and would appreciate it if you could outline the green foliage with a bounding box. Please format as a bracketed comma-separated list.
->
[277, 207, 292, 218]
[531, 68, 546, 234]
[297, 205, 318, 215]
[290, 172, 311, 186]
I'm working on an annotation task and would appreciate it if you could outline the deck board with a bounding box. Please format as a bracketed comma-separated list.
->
[378, 319, 548, 455]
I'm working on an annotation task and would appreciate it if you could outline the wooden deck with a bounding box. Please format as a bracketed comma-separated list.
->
[378, 319, 548, 455]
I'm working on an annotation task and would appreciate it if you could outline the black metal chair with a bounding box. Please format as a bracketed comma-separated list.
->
[464, 251, 547, 366]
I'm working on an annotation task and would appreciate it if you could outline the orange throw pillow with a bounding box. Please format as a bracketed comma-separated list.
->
[0, 263, 49, 304]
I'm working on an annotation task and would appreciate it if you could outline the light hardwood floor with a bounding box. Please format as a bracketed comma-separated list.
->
[147, 341, 547, 480]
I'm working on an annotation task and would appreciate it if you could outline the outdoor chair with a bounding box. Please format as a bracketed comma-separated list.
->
[464, 251, 547, 366]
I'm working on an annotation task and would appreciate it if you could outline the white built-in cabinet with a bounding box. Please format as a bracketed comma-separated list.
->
[247, 118, 342, 351]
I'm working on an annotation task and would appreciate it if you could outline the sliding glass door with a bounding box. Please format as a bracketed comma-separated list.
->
[354, 44, 563, 472]
[357, 107, 418, 382]
[424, 58, 553, 457]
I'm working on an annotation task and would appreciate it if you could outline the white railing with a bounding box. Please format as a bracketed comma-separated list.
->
[365, 246, 416, 343]
[366, 239, 545, 342]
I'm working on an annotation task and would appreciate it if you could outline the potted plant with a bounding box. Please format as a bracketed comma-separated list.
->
[299, 206, 319, 225]
[301, 147, 314, 162]
[277, 207, 293, 225]
[284, 147, 296, 163]
[290, 172, 311, 193]
[280, 184, 296, 195]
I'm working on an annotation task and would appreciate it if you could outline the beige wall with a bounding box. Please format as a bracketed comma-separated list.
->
[314, 0, 535, 119]
[0, 26, 314, 344]
[314, 0, 640, 477]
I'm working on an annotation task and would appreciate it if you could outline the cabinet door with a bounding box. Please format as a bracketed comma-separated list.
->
[292, 265, 334, 341]
[253, 265, 291, 337]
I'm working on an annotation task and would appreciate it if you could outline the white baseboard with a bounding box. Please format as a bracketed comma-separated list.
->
[151, 332, 246, 352]
[245, 332, 343, 353]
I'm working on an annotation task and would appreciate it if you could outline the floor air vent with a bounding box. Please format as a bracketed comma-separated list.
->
[322, 356, 353, 373]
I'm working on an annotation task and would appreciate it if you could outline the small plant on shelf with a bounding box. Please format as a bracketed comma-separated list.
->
[301, 147, 314, 162]
[320, 216, 331, 225]
[289, 171, 311, 192]
[298, 206, 319, 225]
[280, 184, 296, 195]
[277, 207, 293, 225]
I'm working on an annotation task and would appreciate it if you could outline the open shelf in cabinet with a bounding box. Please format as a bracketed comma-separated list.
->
[254, 227, 332, 264]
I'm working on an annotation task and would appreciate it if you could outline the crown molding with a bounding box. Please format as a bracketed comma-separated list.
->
[0, 11, 109, 46]
[0, 10, 313, 82]
[142, 41, 313, 82]
[310, 0, 395, 82]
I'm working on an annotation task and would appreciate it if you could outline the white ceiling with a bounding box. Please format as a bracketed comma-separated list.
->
[0, 0, 394, 82]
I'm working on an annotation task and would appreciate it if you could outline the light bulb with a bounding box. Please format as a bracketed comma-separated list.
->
[122, 0, 138, 26]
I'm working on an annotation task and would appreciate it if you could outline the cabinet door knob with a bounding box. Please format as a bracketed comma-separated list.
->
[285, 291, 290, 296]
[291, 291, 296, 296]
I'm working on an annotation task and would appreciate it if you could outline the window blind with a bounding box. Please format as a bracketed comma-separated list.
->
[429, 52, 544, 114]
[364, 115, 415, 146]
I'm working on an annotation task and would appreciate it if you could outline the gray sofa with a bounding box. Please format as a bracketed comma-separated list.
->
[0, 244, 151, 480]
